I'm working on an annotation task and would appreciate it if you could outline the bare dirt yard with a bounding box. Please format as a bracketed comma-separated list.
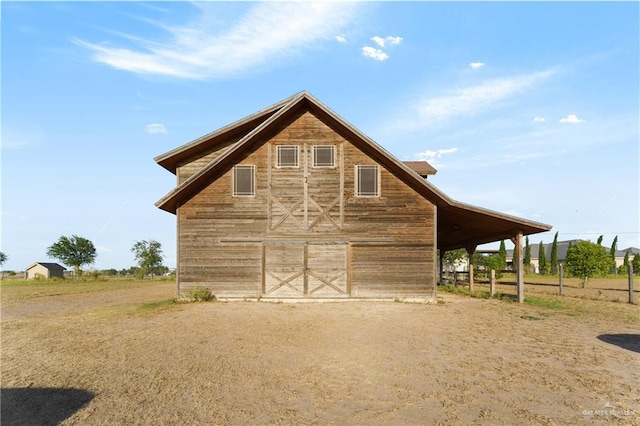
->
[1, 279, 639, 425]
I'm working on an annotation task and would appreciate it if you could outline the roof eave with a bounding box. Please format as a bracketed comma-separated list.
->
[153, 93, 302, 174]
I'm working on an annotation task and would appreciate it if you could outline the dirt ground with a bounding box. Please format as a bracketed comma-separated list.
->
[1, 281, 639, 425]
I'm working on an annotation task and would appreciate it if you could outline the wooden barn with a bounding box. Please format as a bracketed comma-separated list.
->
[155, 91, 550, 301]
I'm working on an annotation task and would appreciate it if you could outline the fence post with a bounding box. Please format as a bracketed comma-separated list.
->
[490, 269, 496, 297]
[454, 271, 458, 287]
[558, 263, 564, 296]
[629, 264, 635, 304]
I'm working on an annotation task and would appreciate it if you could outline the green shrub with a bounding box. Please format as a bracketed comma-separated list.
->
[183, 286, 215, 302]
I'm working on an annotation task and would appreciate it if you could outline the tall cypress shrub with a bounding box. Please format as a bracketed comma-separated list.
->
[524, 237, 531, 273]
[538, 241, 547, 275]
[550, 232, 559, 275]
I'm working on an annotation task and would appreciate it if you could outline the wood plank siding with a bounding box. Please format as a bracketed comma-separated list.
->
[176, 111, 436, 299]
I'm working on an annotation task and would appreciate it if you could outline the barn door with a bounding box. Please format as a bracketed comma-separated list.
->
[263, 243, 348, 298]
[264, 243, 305, 297]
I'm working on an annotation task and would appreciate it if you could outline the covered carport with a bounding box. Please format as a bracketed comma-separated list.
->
[435, 199, 552, 303]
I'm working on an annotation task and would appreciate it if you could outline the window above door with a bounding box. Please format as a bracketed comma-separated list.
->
[312, 145, 335, 168]
[276, 145, 299, 168]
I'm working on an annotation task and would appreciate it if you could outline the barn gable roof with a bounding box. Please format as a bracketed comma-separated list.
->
[155, 91, 551, 251]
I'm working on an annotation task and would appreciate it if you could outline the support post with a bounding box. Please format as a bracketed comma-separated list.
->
[629, 264, 635, 304]
[515, 232, 524, 303]
[466, 244, 476, 293]
[439, 250, 444, 286]
[490, 269, 495, 297]
[559, 263, 564, 296]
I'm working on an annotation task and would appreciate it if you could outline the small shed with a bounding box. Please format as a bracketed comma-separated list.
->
[25, 262, 66, 279]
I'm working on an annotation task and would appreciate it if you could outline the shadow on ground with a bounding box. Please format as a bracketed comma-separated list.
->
[597, 334, 640, 354]
[1, 387, 93, 425]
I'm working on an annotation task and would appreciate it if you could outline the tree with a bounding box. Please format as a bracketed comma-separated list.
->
[0, 252, 7, 280]
[597, 235, 603, 245]
[550, 232, 559, 275]
[442, 249, 467, 272]
[609, 235, 618, 274]
[482, 254, 502, 272]
[131, 240, 164, 278]
[498, 240, 507, 271]
[538, 241, 547, 275]
[524, 237, 531, 273]
[633, 254, 640, 276]
[565, 240, 610, 287]
[46, 235, 97, 278]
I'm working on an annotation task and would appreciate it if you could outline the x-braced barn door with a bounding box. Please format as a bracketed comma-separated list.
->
[263, 243, 348, 298]
[268, 143, 344, 232]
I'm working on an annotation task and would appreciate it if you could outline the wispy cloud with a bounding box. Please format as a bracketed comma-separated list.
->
[395, 69, 556, 131]
[413, 147, 459, 167]
[362, 34, 402, 61]
[73, 2, 359, 79]
[469, 62, 484, 69]
[533, 116, 546, 122]
[560, 114, 584, 124]
[146, 123, 167, 135]
[335, 35, 347, 43]
[371, 35, 402, 48]
[361, 46, 388, 61]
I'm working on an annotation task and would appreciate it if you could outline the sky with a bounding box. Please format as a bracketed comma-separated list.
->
[1, 1, 638, 272]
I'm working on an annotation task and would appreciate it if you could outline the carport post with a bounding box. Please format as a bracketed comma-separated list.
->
[439, 250, 444, 285]
[515, 232, 524, 303]
[465, 244, 476, 293]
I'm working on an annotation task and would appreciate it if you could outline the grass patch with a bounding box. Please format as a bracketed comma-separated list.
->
[140, 299, 178, 310]
[0, 278, 171, 302]
[524, 295, 565, 310]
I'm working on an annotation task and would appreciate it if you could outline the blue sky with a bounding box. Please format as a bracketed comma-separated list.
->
[2, 1, 638, 272]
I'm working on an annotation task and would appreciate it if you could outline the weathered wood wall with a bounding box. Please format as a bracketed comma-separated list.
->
[176, 111, 436, 298]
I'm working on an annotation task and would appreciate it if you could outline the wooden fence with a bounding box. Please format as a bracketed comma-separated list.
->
[441, 265, 636, 304]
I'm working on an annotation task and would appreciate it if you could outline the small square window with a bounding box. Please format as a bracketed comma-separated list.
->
[234, 165, 255, 196]
[356, 165, 379, 197]
[313, 145, 335, 168]
[276, 145, 299, 168]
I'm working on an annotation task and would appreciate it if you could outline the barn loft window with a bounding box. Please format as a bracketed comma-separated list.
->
[276, 145, 299, 168]
[356, 165, 379, 197]
[313, 145, 335, 168]
[233, 165, 255, 196]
